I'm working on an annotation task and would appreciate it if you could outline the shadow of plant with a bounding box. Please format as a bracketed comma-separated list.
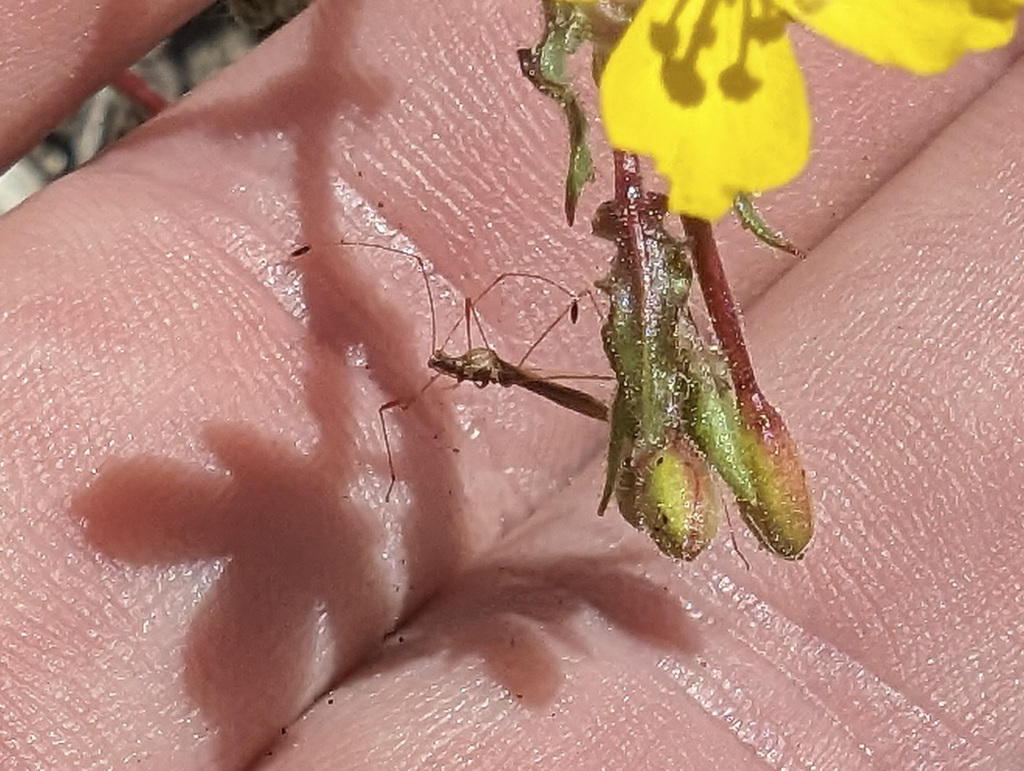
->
[68, 1, 700, 767]
[73, 419, 392, 744]
[69, 4, 471, 761]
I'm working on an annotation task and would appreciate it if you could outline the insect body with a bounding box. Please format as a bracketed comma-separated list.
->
[428, 347, 608, 422]
[350, 240, 603, 500]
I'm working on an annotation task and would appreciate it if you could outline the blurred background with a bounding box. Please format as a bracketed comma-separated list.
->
[0, 0, 309, 213]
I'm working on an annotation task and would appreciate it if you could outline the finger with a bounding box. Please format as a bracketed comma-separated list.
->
[0, 0, 212, 166]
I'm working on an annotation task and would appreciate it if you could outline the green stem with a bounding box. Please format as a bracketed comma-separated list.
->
[612, 150, 647, 309]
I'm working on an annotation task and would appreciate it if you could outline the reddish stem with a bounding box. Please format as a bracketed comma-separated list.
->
[612, 150, 649, 313]
[110, 70, 168, 117]
[682, 216, 760, 405]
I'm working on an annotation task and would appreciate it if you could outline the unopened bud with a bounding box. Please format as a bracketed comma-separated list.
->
[621, 437, 722, 561]
[735, 392, 813, 559]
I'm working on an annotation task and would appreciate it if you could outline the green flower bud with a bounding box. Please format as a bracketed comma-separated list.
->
[735, 393, 813, 559]
[620, 437, 722, 561]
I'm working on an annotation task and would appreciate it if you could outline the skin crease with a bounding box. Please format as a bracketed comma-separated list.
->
[1, 0, 1023, 768]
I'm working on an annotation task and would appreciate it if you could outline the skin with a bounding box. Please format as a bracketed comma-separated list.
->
[1, 1, 1023, 767]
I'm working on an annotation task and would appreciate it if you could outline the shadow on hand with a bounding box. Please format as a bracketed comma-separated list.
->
[73, 261, 469, 767]
[73, 420, 391, 745]
[64, 1, 702, 766]
[353, 549, 700, 708]
[68, 4, 469, 761]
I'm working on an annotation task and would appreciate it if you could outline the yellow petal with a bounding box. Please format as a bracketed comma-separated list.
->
[600, 0, 811, 220]
[778, 0, 1024, 74]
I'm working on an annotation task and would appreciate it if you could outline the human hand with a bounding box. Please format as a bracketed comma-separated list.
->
[2, 1, 1023, 767]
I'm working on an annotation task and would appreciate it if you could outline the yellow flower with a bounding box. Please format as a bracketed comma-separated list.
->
[573, 0, 1023, 220]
